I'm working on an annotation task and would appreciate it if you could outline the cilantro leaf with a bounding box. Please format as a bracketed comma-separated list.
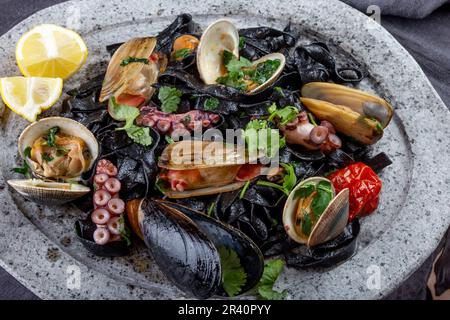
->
[250, 59, 281, 85]
[110, 98, 153, 146]
[204, 97, 219, 111]
[239, 36, 246, 49]
[117, 215, 132, 246]
[123, 125, 152, 146]
[295, 183, 315, 199]
[268, 104, 299, 126]
[42, 153, 54, 162]
[120, 56, 149, 67]
[301, 209, 313, 235]
[46, 126, 59, 147]
[311, 181, 333, 219]
[158, 86, 182, 113]
[280, 163, 297, 194]
[12, 146, 32, 178]
[173, 48, 191, 60]
[243, 119, 284, 159]
[218, 246, 247, 297]
[216, 71, 247, 91]
[257, 259, 286, 300]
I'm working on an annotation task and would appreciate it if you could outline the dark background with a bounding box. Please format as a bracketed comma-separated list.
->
[0, 0, 449, 300]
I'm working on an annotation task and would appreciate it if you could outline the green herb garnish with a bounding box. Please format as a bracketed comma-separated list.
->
[239, 180, 251, 199]
[11, 146, 32, 178]
[301, 209, 313, 235]
[239, 36, 245, 49]
[256, 163, 296, 196]
[308, 112, 318, 126]
[56, 146, 69, 157]
[204, 97, 219, 111]
[158, 86, 182, 113]
[256, 259, 287, 300]
[173, 48, 191, 60]
[207, 203, 215, 217]
[268, 104, 299, 126]
[120, 56, 149, 67]
[42, 153, 54, 162]
[242, 119, 285, 159]
[165, 135, 174, 144]
[110, 97, 153, 146]
[118, 215, 132, 246]
[218, 246, 247, 297]
[247, 59, 281, 85]
[46, 126, 60, 147]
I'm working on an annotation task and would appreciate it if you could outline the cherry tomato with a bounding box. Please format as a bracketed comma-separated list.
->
[328, 162, 382, 221]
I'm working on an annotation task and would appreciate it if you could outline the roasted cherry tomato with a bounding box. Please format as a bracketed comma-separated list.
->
[327, 162, 382, 221]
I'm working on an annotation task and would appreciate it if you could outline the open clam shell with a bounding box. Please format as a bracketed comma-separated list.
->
[301, 82, 393, 127]
[7, 179, 90, 205]
[196, 19, 240, 85]
[99, 37, 159, 104]
[282, 177, 349, 247]
[9, 117, 98, 204]
[18, 116, 99, 178]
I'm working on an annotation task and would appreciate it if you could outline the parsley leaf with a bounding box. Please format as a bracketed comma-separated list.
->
[257, 259, 287, 300]
[268, 104, 299, 126]
[311, 181, 333, 219]
[204, 97, 219, 111]
[218, 246, 247, 297]
[11, 146, 32, 178]
[243, 119, 284, 159]
[256, 163, 296, 196]
[294, 182, 315, 199]
[280, 163, 297, 194]
[118, 215, 132, 246]
[120, 56, 149, 67]
[173, 48, 191, 60]
[249, 59, 281, 85]
[123, 125, 152, 146]
[46, 126, 59, 147]
[239, 180, 251, 199]
[158, 86, 182, 113]
[110, 98, 153, 146]
[42, 153, 54, 162]
[239, 36, 246, 49]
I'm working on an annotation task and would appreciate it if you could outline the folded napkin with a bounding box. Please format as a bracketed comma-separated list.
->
[341, 0, 449, 18]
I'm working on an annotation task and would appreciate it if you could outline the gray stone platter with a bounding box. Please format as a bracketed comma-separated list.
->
[0, 0, 449, 300]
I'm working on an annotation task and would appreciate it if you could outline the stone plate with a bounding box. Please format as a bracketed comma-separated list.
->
[0, 0, 449, 300]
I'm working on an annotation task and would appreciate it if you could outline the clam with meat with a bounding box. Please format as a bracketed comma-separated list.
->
[8, 117, 99, 204]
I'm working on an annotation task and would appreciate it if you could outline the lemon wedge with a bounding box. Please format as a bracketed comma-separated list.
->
[16, 24, 88, 79]
[0, 77, 63, 122]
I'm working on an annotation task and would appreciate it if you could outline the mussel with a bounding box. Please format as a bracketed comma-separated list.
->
[99, 37, 166, 107]
[196, 19, 285, 94]
[157, 140, 262, 198]
[282, 177, 349, 247]
[127, 198, 264, 298]
[8, 117, 98, 204]
[300, 82, 393, 145]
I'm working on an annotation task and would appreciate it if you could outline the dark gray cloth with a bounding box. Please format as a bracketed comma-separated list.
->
[0, 0, 449, 300]
[341, 0, 449, 18]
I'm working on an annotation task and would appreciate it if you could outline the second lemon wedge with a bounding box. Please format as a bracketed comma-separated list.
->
[16, 24, 88, 80]
[0, 77, 63, 122]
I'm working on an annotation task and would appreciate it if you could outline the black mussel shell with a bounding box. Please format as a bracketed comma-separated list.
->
[157, 200, 265, 295]
[284, 219, 360, 269]
[139, 199, 221, 299]
[75, 219, 129, 257]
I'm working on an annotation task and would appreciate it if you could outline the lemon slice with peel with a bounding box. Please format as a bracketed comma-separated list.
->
[16, 24, 88, 79]
[0, 77, 63, 122]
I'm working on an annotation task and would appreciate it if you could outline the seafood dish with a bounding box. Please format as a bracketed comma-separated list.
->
[5, 14, 396, 299]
